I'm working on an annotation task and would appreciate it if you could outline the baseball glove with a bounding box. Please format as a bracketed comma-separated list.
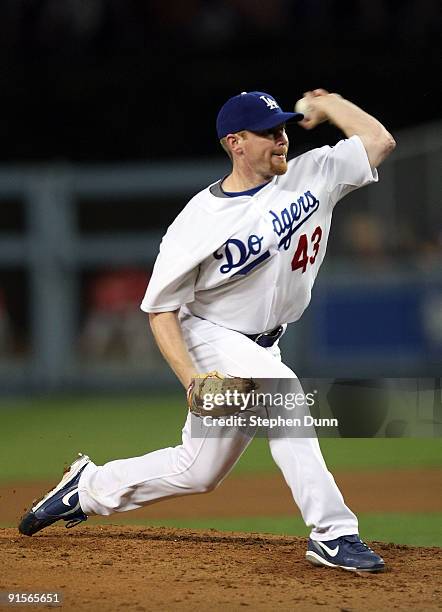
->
[187, 371, 257, 418]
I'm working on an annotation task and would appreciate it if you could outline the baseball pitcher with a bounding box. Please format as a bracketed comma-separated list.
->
[19, 88, 395, 572]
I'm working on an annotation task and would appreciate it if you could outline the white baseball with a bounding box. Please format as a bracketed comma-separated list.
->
[294, 98, 313, 116]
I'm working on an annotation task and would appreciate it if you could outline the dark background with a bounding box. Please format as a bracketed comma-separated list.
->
[0, 0, 440, 163]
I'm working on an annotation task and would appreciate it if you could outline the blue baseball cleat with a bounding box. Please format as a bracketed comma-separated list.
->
[19, 453, 90, 536]
[306, 534, 385, 572]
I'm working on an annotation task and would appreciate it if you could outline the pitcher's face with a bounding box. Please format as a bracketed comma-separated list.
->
[242, 124, 289, 179]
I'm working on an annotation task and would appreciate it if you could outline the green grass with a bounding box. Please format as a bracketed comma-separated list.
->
[0, 394, 185, 481]
[85, 513, 442, 547]
[0, 394, 441, 480]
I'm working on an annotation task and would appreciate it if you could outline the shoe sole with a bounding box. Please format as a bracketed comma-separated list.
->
[306, 550, 385, 573]
[31, 453, 90, 513]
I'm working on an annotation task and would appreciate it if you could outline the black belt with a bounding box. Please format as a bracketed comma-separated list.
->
[245, 325, 284, 348]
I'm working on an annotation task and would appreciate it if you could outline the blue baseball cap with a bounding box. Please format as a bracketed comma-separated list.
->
[216, 91, 303, 139]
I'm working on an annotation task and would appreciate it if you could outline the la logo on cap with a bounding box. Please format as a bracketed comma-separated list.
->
[260, 96, 279, 110]
[216, 90, 302, 139]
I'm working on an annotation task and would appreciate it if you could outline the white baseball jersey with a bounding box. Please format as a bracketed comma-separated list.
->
[141, 135, 377, 334]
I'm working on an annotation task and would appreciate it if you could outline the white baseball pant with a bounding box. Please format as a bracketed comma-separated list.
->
[78, 311, 358, 541]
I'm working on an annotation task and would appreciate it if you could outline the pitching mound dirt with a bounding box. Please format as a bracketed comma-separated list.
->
[1, 526, 440, 611]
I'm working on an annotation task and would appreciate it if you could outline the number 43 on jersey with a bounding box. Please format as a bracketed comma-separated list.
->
[291, 226, 322, 273]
